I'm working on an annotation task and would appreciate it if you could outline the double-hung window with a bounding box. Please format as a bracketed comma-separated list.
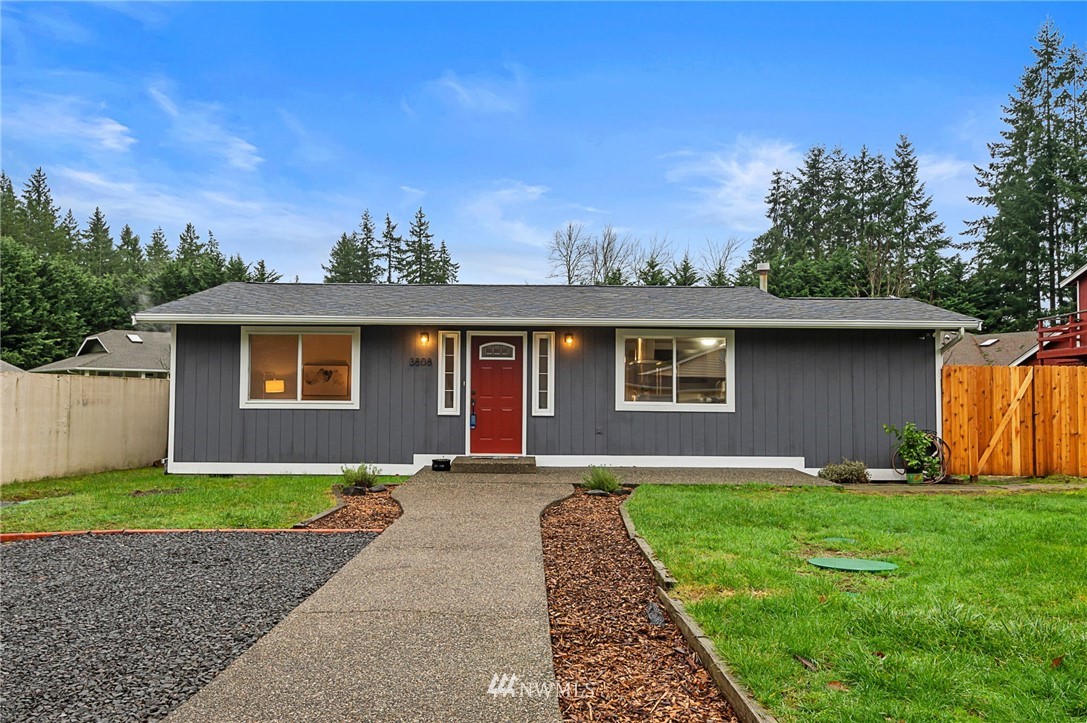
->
[615, 329, 735, 412]
[240, 327, 360, 409]
[532, 332, 555, 416]
[437, 331, 461, 415]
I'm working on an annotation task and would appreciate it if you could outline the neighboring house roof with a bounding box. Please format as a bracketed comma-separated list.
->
[943, 331, 1039, 366]
[30, 330, 171, 374]
[1059, 262, 1087, 288]
[0, 360, 26, 373]
[134, 283, 982, 330]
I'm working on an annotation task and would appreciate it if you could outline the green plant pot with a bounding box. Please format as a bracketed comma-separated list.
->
[905, 472, 924, 485]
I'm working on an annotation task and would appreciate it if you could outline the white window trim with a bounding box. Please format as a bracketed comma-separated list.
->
[437, 330, 461, 416]
[614, 328, 736, 413]
[532, 331, 555, 416]
[239, 326, 361, 410]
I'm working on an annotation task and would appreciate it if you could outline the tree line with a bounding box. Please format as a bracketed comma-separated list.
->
[322, 207, 459, 284]
[0, 168, 281, 369]
[548, 20, 1086, 333]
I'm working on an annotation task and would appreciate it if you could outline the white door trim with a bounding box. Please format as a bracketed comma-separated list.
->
[465, 331, 528, 456]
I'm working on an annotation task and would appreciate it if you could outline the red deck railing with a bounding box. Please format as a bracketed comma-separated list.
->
[1036, 309, 1086, 364]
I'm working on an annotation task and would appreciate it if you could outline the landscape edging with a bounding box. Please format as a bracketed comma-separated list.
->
[0, 528, 382, 543]
[619, 498, 778, 723]
[292, 487, 347, 528]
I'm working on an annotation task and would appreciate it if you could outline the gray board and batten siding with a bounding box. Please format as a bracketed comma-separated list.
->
[173, 324, 935, 469]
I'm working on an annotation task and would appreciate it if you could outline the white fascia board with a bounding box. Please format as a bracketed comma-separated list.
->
[134, 313, 983, 331]
[1009, 344, 1040, 367]
[75, 335, 107, 356]
[1059, 262, 1087, 288]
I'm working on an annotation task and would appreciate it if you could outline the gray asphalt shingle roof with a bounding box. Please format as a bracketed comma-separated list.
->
[133, 282, 981, 329]
[31, 330, 171, 374]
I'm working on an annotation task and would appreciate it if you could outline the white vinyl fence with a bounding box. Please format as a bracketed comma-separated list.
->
[1, 373, 169, 484]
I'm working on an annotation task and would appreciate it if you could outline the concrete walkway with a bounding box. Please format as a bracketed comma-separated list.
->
[169, 471, 572, 723]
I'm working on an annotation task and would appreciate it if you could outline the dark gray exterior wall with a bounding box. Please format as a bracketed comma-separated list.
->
[173, 324, 936, 468]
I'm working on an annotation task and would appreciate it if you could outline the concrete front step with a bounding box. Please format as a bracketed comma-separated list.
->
[450, 455, 538, 474]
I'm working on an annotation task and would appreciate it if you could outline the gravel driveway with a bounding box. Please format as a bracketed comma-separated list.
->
[0, 532, 374, 722]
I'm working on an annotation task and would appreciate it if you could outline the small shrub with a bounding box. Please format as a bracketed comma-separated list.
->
[341, 463, 382, 489]
[582, 465, 620, 493]
[818, 459, 870, 485]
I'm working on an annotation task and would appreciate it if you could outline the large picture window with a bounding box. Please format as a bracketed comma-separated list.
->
[437, 330, 461, 415]
[615, 329, 735, 412]
[240, 327, 360, 409]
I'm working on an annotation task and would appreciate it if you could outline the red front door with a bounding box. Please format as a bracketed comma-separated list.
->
[470, 335, 524, 455]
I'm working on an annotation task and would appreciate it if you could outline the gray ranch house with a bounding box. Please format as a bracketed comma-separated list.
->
[134, 283, 980, 479]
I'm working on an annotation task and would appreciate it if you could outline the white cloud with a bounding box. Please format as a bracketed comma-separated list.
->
[148, 85, 263, 171]
[2, 94, 136, 151]
[665, 137, 803, 232]
[277, 108, 336, 165]
[462, 180, 552, 248]
[427, 66, 527, 114]
[400, 185, 426, 198]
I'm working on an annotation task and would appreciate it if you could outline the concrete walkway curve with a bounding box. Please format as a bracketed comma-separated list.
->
[169, 471, 572, 722]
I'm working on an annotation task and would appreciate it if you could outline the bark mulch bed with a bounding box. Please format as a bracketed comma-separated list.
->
[542, 489, 738, 722]
[304, 488, 403, 530]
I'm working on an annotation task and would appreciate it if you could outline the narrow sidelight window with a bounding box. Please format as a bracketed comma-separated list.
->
[437, 331, 461, 415]
[532, 332, 555, 416]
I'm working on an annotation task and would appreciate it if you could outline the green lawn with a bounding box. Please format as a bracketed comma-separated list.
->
[0, 468, 399, 532]
[627, 484, 1087, 723]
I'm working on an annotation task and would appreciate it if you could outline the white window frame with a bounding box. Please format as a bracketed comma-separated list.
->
[614, 328, 736, 413]
[239, 326, 361, 410]
[437, 330, 461, 416]
[532, 331, 555, 416]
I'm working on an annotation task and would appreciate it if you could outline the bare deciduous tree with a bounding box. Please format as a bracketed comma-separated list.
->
[586, 224, 637, 285]
[700, 236, 743, 286]
[548, 222, 589, 285]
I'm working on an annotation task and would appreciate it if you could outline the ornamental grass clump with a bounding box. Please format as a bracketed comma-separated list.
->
[818, 459, 870, 484]
[582, 465, 621, 493]
[341, 463, 382, 494]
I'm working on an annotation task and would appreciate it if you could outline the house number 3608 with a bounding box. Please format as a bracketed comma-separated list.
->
[409, 357, 433, 367]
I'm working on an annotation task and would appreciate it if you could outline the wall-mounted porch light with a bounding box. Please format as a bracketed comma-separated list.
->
[564, 333, 574, 346]
[420, 332, 430, 344]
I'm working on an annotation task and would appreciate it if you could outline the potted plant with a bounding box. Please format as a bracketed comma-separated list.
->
[883, 423, 940, 483]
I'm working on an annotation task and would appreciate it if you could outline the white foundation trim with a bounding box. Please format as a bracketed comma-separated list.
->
[536, 455, 805, 469]
[167, 454, 456, 477]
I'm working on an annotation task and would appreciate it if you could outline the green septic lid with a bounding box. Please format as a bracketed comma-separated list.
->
[808, 557, 898, 572]
[822, 537, 857, 544]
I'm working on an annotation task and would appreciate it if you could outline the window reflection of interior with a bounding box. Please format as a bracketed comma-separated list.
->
[247, 333, 351, 402]
[623, 337, 728, 404]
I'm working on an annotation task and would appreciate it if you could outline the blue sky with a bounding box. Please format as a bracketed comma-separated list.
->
[2, 2, 1082, 283]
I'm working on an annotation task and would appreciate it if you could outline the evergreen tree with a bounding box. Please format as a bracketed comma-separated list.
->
[380, 214, 405, 283]
[116, 224, 145, 278]
[175, 223, 204, 263]
[251, 259, 283, 283]
[434, 240, 459, 284]
[402, 207, 438, 284]
[323, 232, 362, 282]
[21, 167, 63, 255]
[144, 227, 172, 274]
[60, 210, 81, 253]
[0, 173, 24, 241]
[670, 251, 700, 286]
[357, 210, 383, 283]
[636, 252, 670, 285]
[224, 254, 251, 282]
[967, 19, 1084, 330]
[81, 207, 115, 277]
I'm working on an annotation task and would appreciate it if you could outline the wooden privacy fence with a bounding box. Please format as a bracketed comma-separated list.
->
[942, 365, 1087, 477]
